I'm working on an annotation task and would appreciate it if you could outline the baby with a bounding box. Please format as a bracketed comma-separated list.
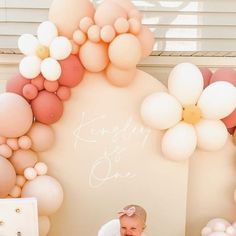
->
[98, 204, 147, 236]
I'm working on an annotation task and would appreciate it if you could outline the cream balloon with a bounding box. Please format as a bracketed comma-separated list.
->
[19, 56, 41, 79]
[37, 21, 58, 47]
[161, 122, 197, 161]
[140, 92, 182, 130]
[18, 34, 40, 55]
[39, 216, 51, 236]
[213, 223, 226, 232]
[41, 58, 61, 81]
[207, 219, 231, 229]
[168, 63, 204, 106]
[197, 81, 236, 120]
[195, 119, 228, 151]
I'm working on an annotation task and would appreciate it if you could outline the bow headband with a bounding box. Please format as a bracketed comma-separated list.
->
[117, 206, 136, 218]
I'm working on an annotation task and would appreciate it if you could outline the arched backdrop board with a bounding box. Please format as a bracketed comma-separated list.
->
[39, 70, 189, 236]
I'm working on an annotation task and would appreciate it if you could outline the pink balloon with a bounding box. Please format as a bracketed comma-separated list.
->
[0, 156, 16, 197]
[0, 93, 33, 138]
[44, 80, 59, 93]
[199, 67, 212, 88]
[9, 149, 38, 175]
[23, 84, 38, 100]
[49, 0, 95, 38]
[58, 55, 85, 88]
[6, 74, 30, 97]
[222, 109, 236, 129]
[137, 26, 155, 58]
[31, 75, 45, 91]
[31, 91, 63, 125]
[57, 86, 71, 101]
[210, 68, 236, 86]
[27, 122, 55, 152]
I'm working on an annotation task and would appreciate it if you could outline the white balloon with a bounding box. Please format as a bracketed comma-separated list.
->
[37, 21, 58, 47]
[226, 226, 236, 236]
[18, 34, 40, 55]
[168, 63, 204, 106]
[19, 56, 41, 79]
[50, 36, 72, 60]
[213, 223, 226, 232]
[161, 122, 197, 161]
[198, 81, 236, 120]
[41, 58, 61, 81]
[208, 233, 228, 236]
[140, 92, 182, 130]
[201, 227, 212, 236]
[195, 119, 228, 151]
[39, 216, 51, 236]
[207, 219, 231, 229]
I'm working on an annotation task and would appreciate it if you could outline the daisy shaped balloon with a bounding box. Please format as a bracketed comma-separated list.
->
[140, 63, 236, 161]
[18, 21, 72, 81]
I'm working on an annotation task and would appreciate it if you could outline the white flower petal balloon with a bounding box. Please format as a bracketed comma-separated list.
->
[19, 56, 41, 79]
[18, 34, 40, 56]
[41, 58, 61, 81]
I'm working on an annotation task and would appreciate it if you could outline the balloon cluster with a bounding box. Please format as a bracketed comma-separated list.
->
[201, 218, 236, 236]
[141, 63, 236, 161]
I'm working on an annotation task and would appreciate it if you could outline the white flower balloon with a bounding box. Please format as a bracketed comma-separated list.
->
[18, 34, 40, 55]
[41, 58, 61, 81]
[19, 56, 41, 79]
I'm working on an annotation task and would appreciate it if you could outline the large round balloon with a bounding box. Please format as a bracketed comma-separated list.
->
[161, 122, 197, 161]
[198, 81, 236, 120]
[168, 63, 204, 107]
[140, 92, 182, 130]
[0, 93, 33, 138]
[49, 0, 95, 38]
[0, 156, 16, 197]
[31, 91, 63, 125]
[21, 175, 64, 216]
[27, 122, 55, 152]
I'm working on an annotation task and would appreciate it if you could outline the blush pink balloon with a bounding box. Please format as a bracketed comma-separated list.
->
[0, 156, 16, 197]
[49, 0, 95, 39]
[58, 55, 85, 88]
[0, 93, 33, 138]
[31, 91, 63, 125]
[44, 80, 59, 93]
[31, 75, 45, 91]
[27, 122, 55, 152]
[222, 109, 236, 129]
[57, 86, 71, 101]
[23, 84, 38, 100]
[210, 68, 236, 86]
[199, 67, 213, 88]
[137, 26, 155, 58]
[9, 149, 38, 175]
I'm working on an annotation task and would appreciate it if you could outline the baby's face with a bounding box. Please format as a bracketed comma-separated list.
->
[120, 215, 144, 236]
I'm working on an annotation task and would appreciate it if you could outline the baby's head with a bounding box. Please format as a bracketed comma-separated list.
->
[117, 204, 147, 236]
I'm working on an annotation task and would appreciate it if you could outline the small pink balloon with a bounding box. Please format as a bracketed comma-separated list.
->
[0, 93, 33, 138]
[199, 67, 212, 88]
[108, 33, 141, 69]
[57, 86, 71, 101]
[27, 122, 55, 152]
[9, 149, 38, 175]
[210, 68, 236, 86]
[106, 63, 136, 87]
[137, 26, 155, 58]
[9, 185, 21, 198]
[73, 30, 86, 45]
[31, 75, 45, 91]
[16, 175, 26, 187]
[128, 18, 141, 35]
[79, 16, 94, 33]
[80, 41, 109, 72]
[0, 136, 6, 145]
[34, 162, 48, 176]
[94, 1, 127, 27]
[44, 80, 59, 93]
[18, 135, 32, 150]
[101, 25, 116, 43]
[6, 138, 19, 151]
[23, 84, 38, 100]
[114, 17, 129, 34]
[0, 156, 16, 197]
[24, 167, 37, 180]
[0, 144, 12, 158]
[88, 25, 101, 43]
[222, 109, 236, 129]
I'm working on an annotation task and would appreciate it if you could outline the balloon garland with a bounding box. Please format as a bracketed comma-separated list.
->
[0, 0, 235, 235]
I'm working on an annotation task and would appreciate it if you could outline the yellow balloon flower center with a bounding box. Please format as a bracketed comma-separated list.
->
[36, 45, 50, 59]
[182, 105, 201, 124]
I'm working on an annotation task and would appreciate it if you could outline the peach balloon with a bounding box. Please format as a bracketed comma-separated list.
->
[24, 167, 37, 180]
[49, 0, 95, 39]
[21, 175, 64, 216]
[23, 84, 38, 100]
[0, 156, 16, 197]
[44, 80, 59, 93]
[128, 18, 141, 34]
[106, 64, 136, 87]
[108, 33, 141, 69]
[79, 17, 94, 33]
[35, 162, 48, 176]
[0, 93, 33, 138]
[18, 135, 32, 150]
[6, 138, 19, 151]
[87, 25, 101, 43]
[137, 26, 155, 58]
[27, 122, 55, 152]
[80, 41, 109, 72]
[94, 1, 127, 27]
[101, 25, 116, 43]
[57, 86, 71, 101]
[39, 216, 51, 236]
[31, 75, 45, 91]
[16, 175, 26, 187]
[73, 30, 86, 45]
[0, 144, 12, 158]
[9, 185, 21, 198]
[111, 0, 135, 12]
[114, 17, 129, 34]
[9, 149, 38, 175]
